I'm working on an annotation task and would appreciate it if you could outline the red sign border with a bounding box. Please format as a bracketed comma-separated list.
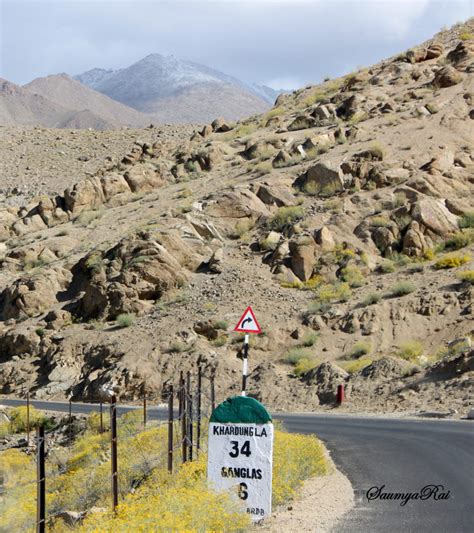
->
[233, 306, 262, 334]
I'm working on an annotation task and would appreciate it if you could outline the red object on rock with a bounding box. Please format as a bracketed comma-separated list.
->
[336, 384, 345, 404]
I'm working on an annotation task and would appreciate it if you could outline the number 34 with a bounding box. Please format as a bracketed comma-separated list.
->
[229, 440, 251, 458]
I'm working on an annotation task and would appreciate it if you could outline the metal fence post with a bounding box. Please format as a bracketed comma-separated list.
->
[68, 399, 72, 447]
[211, 375, 216, 411]
[143, 384, 147, 428]
[99, 401, 104, 434]
[197, 366, 202, 453]
[26, 391, 30, 446]
[110, 395, 118, 511]
[188, 393, 193, 462]
[168, 385, 173, 473]
[181, 375, 187, 464]
[36, 426, 45, 533]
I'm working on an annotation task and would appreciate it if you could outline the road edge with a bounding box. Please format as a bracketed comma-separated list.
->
[255, 445, 355, 532]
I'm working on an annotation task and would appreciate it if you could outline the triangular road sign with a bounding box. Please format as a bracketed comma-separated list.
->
[234, 306, 262, 334]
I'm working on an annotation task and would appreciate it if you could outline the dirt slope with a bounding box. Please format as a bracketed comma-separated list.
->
[25, 74, 150, 128]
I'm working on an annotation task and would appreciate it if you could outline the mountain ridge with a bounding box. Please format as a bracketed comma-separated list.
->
[74, 53, 280, 122]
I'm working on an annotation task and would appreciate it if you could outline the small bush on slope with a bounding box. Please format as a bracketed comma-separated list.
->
[434, 253, 470, 270]
[458, 270, 474, 284]
[0, 406, 53, 436]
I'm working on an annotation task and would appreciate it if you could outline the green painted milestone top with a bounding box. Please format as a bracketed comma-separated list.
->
[210, 396, 272, 424]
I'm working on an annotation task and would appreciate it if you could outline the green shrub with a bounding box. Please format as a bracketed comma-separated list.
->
[315, 282, 352, 303]
[459, 32, 474, 41]
[370, 216, 391, 228]
[338, 357, 373, 374]
[301, 332, 318, 347]
[389, 281, 416, 297]
[284, 348, 313, 365]
[398, 341, 424, 361]
[211, 335, 228, 347]
[85, 252, 104, 273]
[273, 154, 302, 168]
[444, 229, 474, 250]
[23, 257, 50, 271]
[213, 320, 228, 331]
[183, 160, 197, 173]
[35, 327, 46, 337]
[378, 260, 396, 274]
[293, 357, 318, 376]
[459, 212, 474, 229]
[116, 313, 135, 328]
[167, 341, 191, 353]
[457, 270, 474, 284]
[7, 406, 52, 433]
[269, 206, 305, 231]
[230, 218, 254, 239]
[434, 253, 470, 269]
[361, 292, 381, 306]
[307, 301, 332, 315]
[348, 341, 371, 359]
[263, 106, 285, 121]
[254, 160, 273, 175]
[74, 208, 105, 227]
[341, 265, 365, 288]
[233, 122, 258, 137]
[387, 252, 412, 268]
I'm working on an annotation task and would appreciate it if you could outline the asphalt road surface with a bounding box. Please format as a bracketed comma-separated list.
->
[1, 398, 472, 533]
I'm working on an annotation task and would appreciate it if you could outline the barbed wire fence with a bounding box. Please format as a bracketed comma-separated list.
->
[1, 364, 218, 532]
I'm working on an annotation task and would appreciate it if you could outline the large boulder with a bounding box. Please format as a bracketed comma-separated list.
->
[406, 43, 443, 63]
[287, 115, 316, 131]
[77, 232, 198, 320]
[0, 267, 71, 320]
[256, 184, 296, 207]
[205, 189, 270, 220]
[0, 326, 43, 359]
[302, 362, 348, 403]
[242, 140, 280, 160]
[37, 197, 69, 227]
[432, 66, 462, 88]
[124, 163, 164, 192]
[100, 173, 131, 201]
[447, 40, 474, 71]
[12, 213, 48, 236]
[294, 161, 346, 196]
[63, 177, 106, 214]
[289, 238, 316, 281]
[211, 117, 232, 133]
[0, 210, 16, 241]
[336, 94, 365, 119]
[402, 221, 430, 256]
[410, 198, 459, 238]
[420, 149, 455, 175]
[314, 226, 335, 251]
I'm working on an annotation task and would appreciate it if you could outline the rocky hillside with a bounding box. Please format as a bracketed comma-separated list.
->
[0, 76, 149, 130]
[0, 21, 473, 417]
[24, 74, 150, 128]
[74, 54, 276, 123]
[0, 78, 69, 127]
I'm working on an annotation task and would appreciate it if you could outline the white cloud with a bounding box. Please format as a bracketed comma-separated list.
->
[265, 77, 303, 90]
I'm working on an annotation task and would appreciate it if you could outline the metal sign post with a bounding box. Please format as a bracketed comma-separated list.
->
[234, 306, 262, 397]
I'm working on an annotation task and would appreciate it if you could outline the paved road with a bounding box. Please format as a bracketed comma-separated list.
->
[2, 398, 473, 532]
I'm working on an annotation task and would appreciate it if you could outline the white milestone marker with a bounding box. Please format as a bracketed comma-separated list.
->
[208, 396, 274, 521]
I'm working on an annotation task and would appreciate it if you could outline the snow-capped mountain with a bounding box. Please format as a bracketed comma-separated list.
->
[74, 54, 281, 123]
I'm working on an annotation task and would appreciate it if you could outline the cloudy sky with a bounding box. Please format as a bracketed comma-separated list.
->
[0, 0, 472, 89]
